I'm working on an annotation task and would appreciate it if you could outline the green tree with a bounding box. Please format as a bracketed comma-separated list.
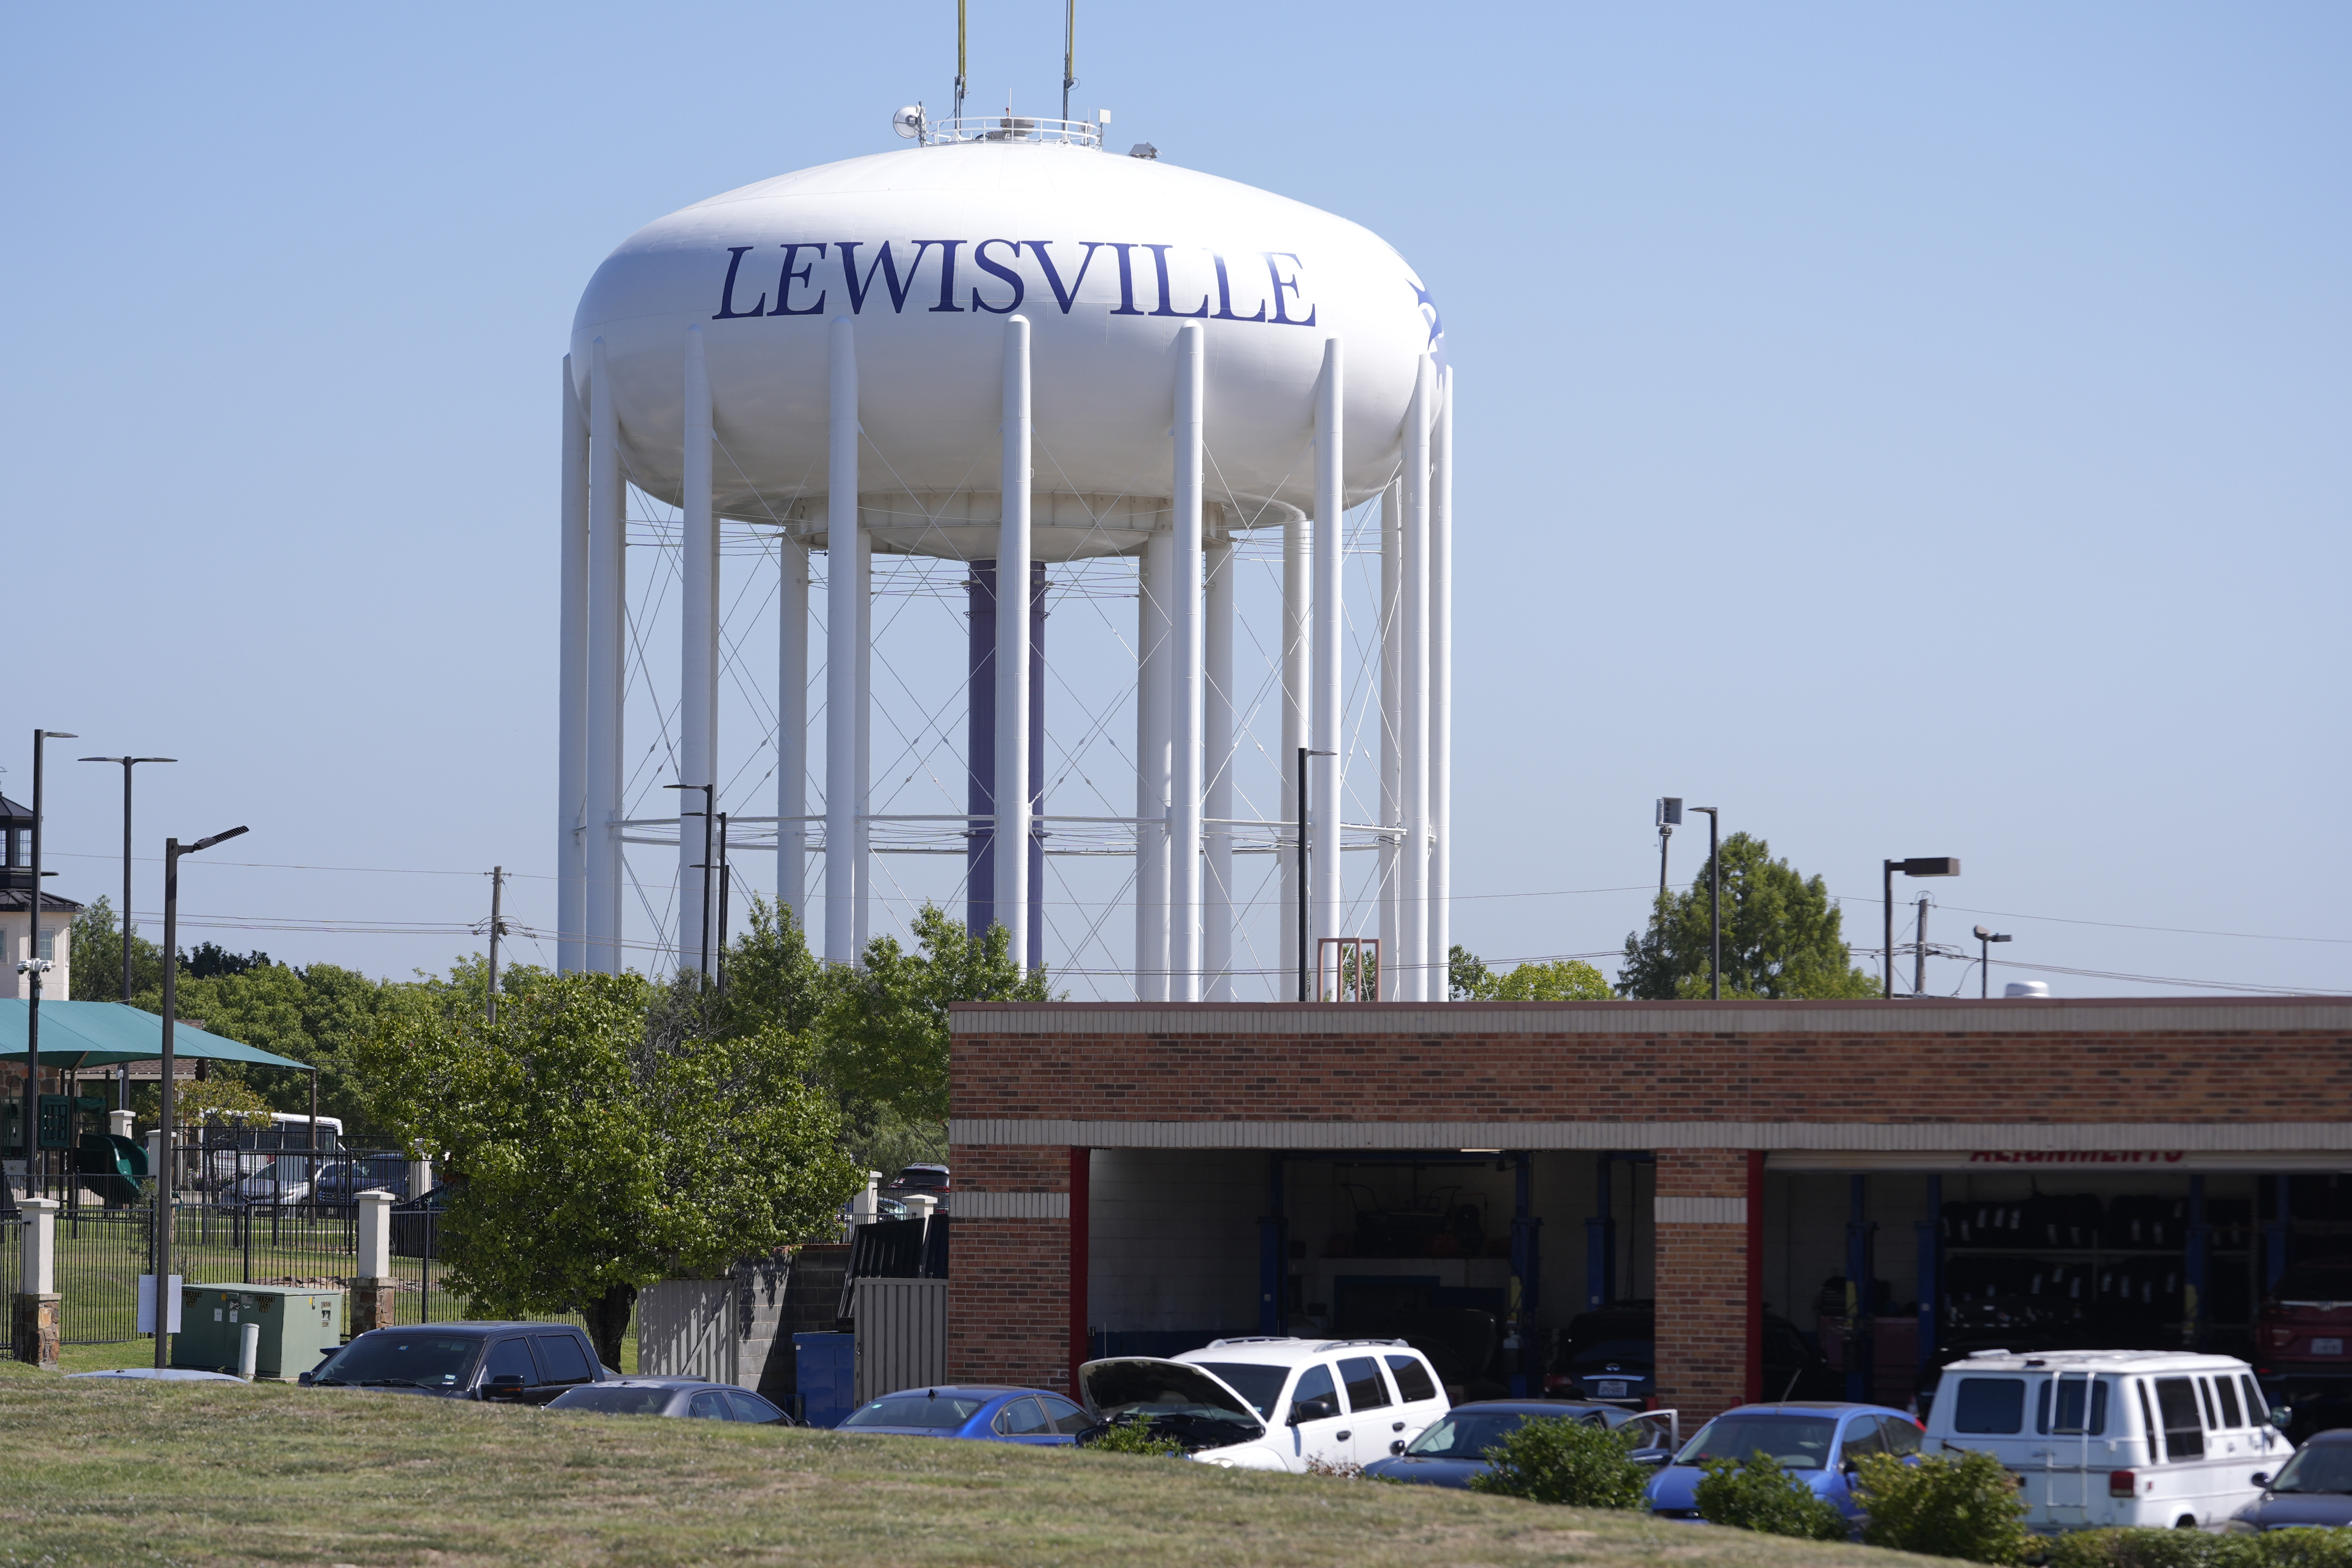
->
[817, 903, 1053, 1126]
[1449, 947, 1613, 1001]
[355, 970, 860, 1367]
[68, 897, 169, 1001]
[1617, 832, 1879, 1000]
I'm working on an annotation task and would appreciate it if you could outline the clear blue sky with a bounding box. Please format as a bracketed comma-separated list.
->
[3, 2, 2344, 997]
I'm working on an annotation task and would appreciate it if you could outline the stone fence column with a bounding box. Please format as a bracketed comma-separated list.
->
[12, 1196, 60, 1368]
[350, 1189, 397, 1334]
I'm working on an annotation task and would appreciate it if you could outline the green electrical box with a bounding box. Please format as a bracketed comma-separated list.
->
[171, 1284, 345, 1380]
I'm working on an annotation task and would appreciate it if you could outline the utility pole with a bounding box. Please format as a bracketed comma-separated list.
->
[1881, 858, 1961, 998]
[1914, 895, 1929, 998]
[1688, 806, 1720, 1000]
[1654, 798, 1681, 909]
[485, 867, 506, 1024]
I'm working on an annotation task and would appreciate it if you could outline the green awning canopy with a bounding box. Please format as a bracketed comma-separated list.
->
[0, 1000, 311, 1073]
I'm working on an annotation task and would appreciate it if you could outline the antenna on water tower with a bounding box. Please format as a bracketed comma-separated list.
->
[1062, 0, 1078, 122]
[953, 0, 967, 122]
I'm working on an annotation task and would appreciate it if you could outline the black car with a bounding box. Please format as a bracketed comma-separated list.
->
[389, 1184, 451, 1259]
[2237, 1429, 2352, 1530]
[547, 1377, 794, 1424]
[1549, 1302, 1838, 1404]
[300, 1322, 609, 1405]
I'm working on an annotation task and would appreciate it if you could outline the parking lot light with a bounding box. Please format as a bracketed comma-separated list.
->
[1974, 924, 2012, 999]
[1882, 857, 1961, 998]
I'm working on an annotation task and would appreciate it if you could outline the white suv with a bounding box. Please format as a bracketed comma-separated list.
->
[1079, 1337, 1450, 1472]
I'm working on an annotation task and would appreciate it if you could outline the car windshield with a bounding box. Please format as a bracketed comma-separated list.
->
[1571, 1340, 1654, 1366]
[1191, 1363, 1289, 1421]
[2276, 1264, 2352, 1302]
[1676, 1414, 1838, 1470]
[313, 1333, 481, 1388]
[841, 1394, 987, 1429]
[548, 1386, 677, 1415]
[1407, 1411, 1544, 1459]
[2270, 1445, 2352, 1494]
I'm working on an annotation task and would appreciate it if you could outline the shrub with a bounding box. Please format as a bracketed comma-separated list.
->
[1691, 1452, 1850, 1540]
[1852, 1449, 2030, 1563]
[1082, 1417, 1186, 1458]
[1466, 1417, 1654, 1508]
[2044, 1530, 2352, 1568]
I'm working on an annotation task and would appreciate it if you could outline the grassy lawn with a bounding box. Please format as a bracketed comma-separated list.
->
[0, 1358, 1945, 1568]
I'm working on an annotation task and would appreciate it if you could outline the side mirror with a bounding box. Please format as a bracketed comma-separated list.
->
[297, 1372, 315, 1387]
[2272, 1407, 2295, 1431]
[485, 1374, 527, 1400]
[1288, 1396, 1338, 1426]
[2252, 1472, 2272, 1490]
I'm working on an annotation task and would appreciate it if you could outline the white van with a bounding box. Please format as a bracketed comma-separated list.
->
[1923, 1350, 2293, 1530]
[1080, 1336, 1450, 1473]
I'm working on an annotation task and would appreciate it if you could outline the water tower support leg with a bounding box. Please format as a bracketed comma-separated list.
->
[854, 520, 873, 954]
[1429, 368, 1453, 994]
[679, 326, 717, 974]
[966, 561, 997, 941]
[585, 337, 626, 974]
[1309, 339, 1345, 982]
[1027, 559, 1046, 973]
[1168, 322, 1205, 1001]
[823, 316, 860, 965]
[1399, 355, 1434, 999]
[996, 316, 1032, 974]
[1280, 510, 1308, 996]
[1204, 532, 1235, 1000]
[777, 535, 809, 925]
[1378, 479, 1401, 999]
[1135, 531, 1170, 1000]
[557, 355, 588, 974]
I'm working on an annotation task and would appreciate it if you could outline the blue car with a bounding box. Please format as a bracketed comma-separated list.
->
[1364, 1401, 1679, 1489]
[1646, 1401, 1924, 1523]
[835, 1385, 1092, 1445]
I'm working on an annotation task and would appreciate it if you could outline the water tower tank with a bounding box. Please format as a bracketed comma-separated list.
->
[556, 116, 1455, 1002]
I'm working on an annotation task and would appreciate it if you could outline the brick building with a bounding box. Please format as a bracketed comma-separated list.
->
[947, 995, 2352, 1421]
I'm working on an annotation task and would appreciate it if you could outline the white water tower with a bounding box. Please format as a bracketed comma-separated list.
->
[556, 108, 1453, 1000]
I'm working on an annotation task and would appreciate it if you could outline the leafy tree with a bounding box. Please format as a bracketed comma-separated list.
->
[355, 970, 860, 1367]
[1448, 944, 1493, 1001]
[1449, 947, 1613, 1001]
[1466, 1416, 1655, 1507]
[184, 942, 273, 980]
[1617, 832, 1879, 1000]
[817, 903, 1052, 1126]
[68, 898, 169, 1001]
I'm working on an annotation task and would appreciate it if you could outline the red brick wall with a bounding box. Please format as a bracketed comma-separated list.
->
[951, 1009, 2352, 1126]
[947, 1147, 1073, 1391]
[1654, 1150, 1750, 1421]
[949, 1218, 1070, 1392]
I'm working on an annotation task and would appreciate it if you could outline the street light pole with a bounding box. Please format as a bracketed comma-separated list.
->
[663, 782, 716, 981]
[1688, 806, 1720, 1000]
[1654, 798, 1681, 909]
[79, 756, 175, 1009]
[715, 813, 731, 997]
[20, 729, 76, 1201]
[1881, 857, 1962, 998]
[1973, 924, 2011, 999]
[154, 823, 246, 1369]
